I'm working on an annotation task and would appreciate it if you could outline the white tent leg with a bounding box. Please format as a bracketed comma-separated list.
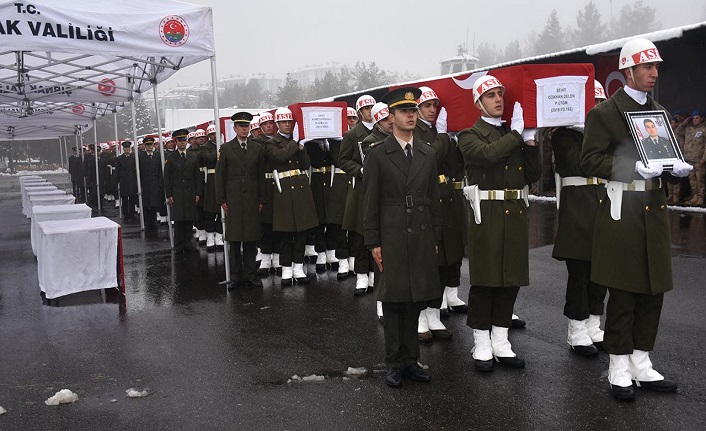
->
[210, 56, 232, 287]
[93, 118, 102, 212]
[152, 84, 174, 249]
[131, 101, 145, 230]
[114, 112, 122, 219]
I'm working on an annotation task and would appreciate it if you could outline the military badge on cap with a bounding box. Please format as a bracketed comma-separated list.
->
[143, 137, 155, 144]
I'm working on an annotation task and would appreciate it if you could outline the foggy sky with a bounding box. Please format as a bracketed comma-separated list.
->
[164, 0, 703, 90]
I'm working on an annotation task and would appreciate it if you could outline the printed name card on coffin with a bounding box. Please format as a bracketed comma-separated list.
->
[289, 102, 348, 139]
[396, 63, 595, 131]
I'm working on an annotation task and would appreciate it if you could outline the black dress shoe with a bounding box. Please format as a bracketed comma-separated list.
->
[448, 304, 468, 313]
[315, 264, 326, 274]
[571, 344, 599, 357]
[377, 316, 384, 325]
[418, 331, 433, 343]
[440, 308, 449, 318]
[354, 288, 367, 297]
[275, 267, 282, 276]
[257, 268, 271, 277]
[511, 318, 526, 329]
[593, 341, 604, 351]
[634, 379, 678, 392]
[295, 276, 311, 285]
[403, 363, 431, 382]
[385, 368, 403, 388]
[245, 278, 263, 288]
[336, 272, 348, 281]
[431, 329, 453, 340]
[611, 384, 636, 401]
[474, 359, 494, 373]
[495, 355, 526, 368]
[328, 262, 339, 271]
[281, 278, 293, 287]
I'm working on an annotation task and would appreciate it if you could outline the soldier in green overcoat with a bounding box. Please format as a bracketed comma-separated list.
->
[457, 75, 541, 373]
[263, 108, 318, 286]
[580, 38, 692, 401]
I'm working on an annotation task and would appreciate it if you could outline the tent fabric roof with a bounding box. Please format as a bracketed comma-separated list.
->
[0, 0, 214, 141]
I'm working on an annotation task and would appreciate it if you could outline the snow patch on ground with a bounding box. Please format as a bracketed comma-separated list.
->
[44, 389, 79, 406]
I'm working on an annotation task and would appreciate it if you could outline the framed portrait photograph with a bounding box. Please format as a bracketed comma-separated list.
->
[625, 110, 684, 170]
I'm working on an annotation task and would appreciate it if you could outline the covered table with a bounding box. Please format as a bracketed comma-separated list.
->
[22, 185, 57, 216]
[27, 194, 75, 218]
[30, 204, 92, 256]
[36, 217, 119, 299]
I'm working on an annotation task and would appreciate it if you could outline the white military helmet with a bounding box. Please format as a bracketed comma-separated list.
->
[187, 131, 196, 140]
[274, 107, 293, 122]
[250, 115, 261, 130]
[100, 143, 109, 151]
[417, 86, 439, 105]
[206, 124, 216, 135]
[371, 102, 390, 124]
[619, 38, 662, 70]
[259, 112, 275, 124]
[356, 95, 376, 111]
[594, 80, 607, 100]
[194, 129, 206, 138]
[472, 75, 505, 103]
[346, 107, 358, 118]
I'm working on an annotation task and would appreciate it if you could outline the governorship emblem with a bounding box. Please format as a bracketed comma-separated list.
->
[160, 16, 190, 47]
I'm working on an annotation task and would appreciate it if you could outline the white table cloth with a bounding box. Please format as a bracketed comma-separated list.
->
[31, 204, 92, 256]
[28, 194, 75, 218]
[22, 185, 57, 216]
[37, 217, 118, 299]
[18, 175, 43, 183]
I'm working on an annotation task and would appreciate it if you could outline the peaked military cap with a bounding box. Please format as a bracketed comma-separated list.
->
[231, 111, 254, 125]
[172, 129, 189, 139]
[381, 87, 422, 109]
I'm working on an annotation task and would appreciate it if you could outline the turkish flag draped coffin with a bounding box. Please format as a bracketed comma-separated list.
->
[392, 63, 595, 131]
[288, 102, 348, 140]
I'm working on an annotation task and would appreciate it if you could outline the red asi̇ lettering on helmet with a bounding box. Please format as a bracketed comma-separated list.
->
[632, 49, 659, 64]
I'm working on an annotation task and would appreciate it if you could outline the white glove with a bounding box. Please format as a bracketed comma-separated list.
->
[635, 160, 663, 179]
[292, 123, 300, 142]
[435, 107, 448, 134]
[510, 102, 524, 134]
[521, 128, 537, 142]
[670, 159, 693, 177]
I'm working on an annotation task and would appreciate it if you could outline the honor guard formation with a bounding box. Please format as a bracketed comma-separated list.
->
[67, 38, 698, 401]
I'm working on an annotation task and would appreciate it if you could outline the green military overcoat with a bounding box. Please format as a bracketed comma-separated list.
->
[342, 126, 384, 234]
[199, 140, 219, 213]
[580, 88, 675, 295]
[215, 138, 265, 242]
[363, 135, 442, 303]
[457, 119, 541, 287]
[263, 134, 318, 233]
[551, 127, 606, 262]
[163, 150, 202, 221]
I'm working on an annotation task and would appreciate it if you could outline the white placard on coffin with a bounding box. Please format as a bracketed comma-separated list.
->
[534, 76, 589, 127]
[301, 107, 344, 139]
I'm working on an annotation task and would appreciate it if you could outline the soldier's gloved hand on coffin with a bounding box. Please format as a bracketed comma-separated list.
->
[521, 128, 537, 143]
[671, 159, 693, 177]
[436, 107, 448, 134]
[293, 123, 300, 143]
[635, 160, 663, 179]
[510, 102, 524, 134]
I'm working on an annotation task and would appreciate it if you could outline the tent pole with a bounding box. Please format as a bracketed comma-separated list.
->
[114, 112, 122, 219]
[79, 129, 89, 206]
[211, 55, 232, 287]
[152, 84, 174, 249]
[93, 118, 102, 212]
[58, 136, 66, 189]
[132, 101, 145, 230]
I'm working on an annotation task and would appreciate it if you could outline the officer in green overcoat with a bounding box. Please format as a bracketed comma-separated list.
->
[216, 112, 266, 288]
[364, 86, 441, 389]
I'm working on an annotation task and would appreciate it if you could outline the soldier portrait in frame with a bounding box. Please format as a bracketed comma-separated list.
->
[626, 110, 684, 170]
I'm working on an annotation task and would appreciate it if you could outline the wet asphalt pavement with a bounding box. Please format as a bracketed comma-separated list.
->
[1, 173, 706, 430]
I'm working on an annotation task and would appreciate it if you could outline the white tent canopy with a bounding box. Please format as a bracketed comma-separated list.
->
[0, 0, 215, 140]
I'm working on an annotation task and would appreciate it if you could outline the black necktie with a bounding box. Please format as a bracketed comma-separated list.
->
[405, 144, 412, 164]
[181, 152, 185, 160]
[242, 143, 247, 153]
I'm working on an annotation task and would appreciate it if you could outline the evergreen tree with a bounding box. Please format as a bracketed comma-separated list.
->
[276, 74, 303, 106]
[353, 61, 389, 91]
[501, 40, 523, 63]
[534, 10, 567, 55]
[573, 1, 608, 46]
[611, 1, 660, 39]
[476, 42, 500, 67]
